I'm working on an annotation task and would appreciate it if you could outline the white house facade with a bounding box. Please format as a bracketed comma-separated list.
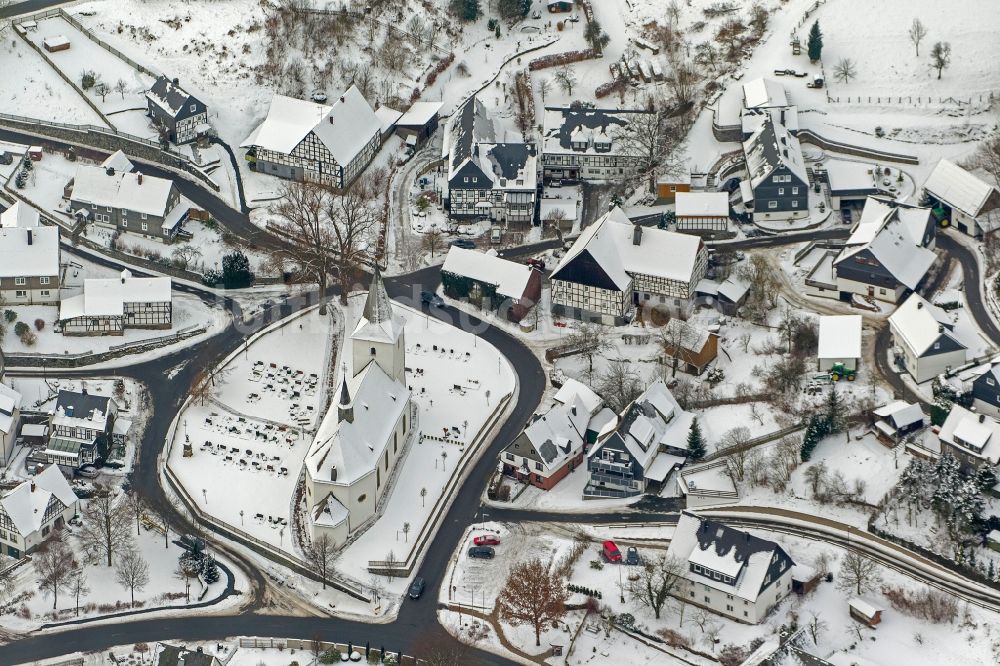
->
[888, 294, 968, 384]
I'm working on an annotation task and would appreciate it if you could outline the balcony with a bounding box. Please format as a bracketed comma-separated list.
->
[589, 460, 632, 477]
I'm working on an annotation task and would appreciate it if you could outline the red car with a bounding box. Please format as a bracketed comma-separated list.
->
[473, 534, 501, 546]
[602, 540, 622, 563]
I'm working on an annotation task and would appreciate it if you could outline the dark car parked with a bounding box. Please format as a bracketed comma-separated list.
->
[841, 207, 852, 224]
[468, 546, 496, 559]
[625, 547, 641, 566]
[408, 577, 426, 599]
[449, 239, 476, 249]
[420, 291, 444, 307]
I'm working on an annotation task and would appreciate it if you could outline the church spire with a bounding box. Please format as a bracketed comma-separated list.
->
[362, 265, 394, 325]
[337, 364, 353, 423]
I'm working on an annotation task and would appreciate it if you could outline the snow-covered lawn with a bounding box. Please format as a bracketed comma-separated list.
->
[0, 37, 107, 126]
[167, 307, 334, 551]
[334, 297, 516, 594]
[1, 521, 229, 630]
[22, 15, 158, 137]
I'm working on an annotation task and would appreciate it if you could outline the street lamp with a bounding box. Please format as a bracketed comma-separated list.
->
[239, 510, 244, 526]
[202, 488, 207, 504]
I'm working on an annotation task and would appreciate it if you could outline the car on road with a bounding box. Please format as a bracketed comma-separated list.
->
[841, 207, 852, 224]
[602, 540, 622, 563]
[449, 239, 476, 250]
[474, 534, 501, 546]
[548, 179, 563, 187]
[625, 547, 641, 566]
[420, 291, 444, 307]
[721, 177, 741, 193]
[526, 258, 546, 271]
[468, 546, 496, 559]
[77, 466, 99, 479]
[311, 90, 328, 103]
[408, 577, 426, 599]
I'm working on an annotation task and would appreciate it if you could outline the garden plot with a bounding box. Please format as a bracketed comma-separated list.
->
[22, 14, 158, 137]
[333, 297, 515, 592]
[0, 37, 107, 126]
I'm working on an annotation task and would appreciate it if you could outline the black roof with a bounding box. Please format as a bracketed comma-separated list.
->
[487, 143, 535, 180]
[148, 76, 196, 117]
[545, 107, 643, 150]
[450, 97, 494, 172]
[689, 512, 794, 595]
[549, 248, 623, 291]
[54, 390, 112, 421]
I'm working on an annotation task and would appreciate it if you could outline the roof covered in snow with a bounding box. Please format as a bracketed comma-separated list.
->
[550, 206, 704, 290]
[818, 315, 862, 360]
[396, 101, 442, 127]
[541, 106, 649, 157]
[742, 77, 788, 109]
[0, 465, 76, 537]
[503, 395, 590, 473]
[824, 159, 880, 195]
[351, 268, 404, 344]
[443, 96, 496, 171]
[374, 106, 402, 133]
[100, 150, 135, 174]
[0, 383, 22, 436]
[70, 165, 176, 217]
[924, 159, 998, 217]
[848, 598, 882, 619]
[60, 271, 171, 320]
[873, 401, 924, 429]
[940, 406, 1000, 463]
[888, 293, 965, 358]
[52, 389, 115, 432]
[442, 247, 535, 299]
[667, 511, 794, 603]
[553, 378, 603, 416]
[242, 86, 381, 166]
[0, 210, 60, 278]
[743, 115, 808, 189]
[663, 318, 712, 355]
[306, 360, 410, 487]
[675, 191, 729, 218]
[146, 75, 201, 118]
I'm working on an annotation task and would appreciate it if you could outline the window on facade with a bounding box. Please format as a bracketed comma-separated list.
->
[704, 596, 710, 603]
[934, 342, 940, 350]
[14, 277, 25, 286]
[768, 201, 777, 209]
[778, 188, 785, 195]
[41, 291, 50, 297]
[792, 201, 799, 208]
[190, 104, 196, 112]
[122, 219, 128, 227]
[141, 212, 147, 220]
[15, 291, 26, 298]
[879, 288, 886, 294]
[40, 277, 50, 285]
[506, 453, 514, 461]
[690, 591, 695, 597]
[534, 462, 542, 471]
[141, 222, 148, 231]
[989, 378, 996, 386]
[744, 611, 749, 617]
[792, 187, 799, 194]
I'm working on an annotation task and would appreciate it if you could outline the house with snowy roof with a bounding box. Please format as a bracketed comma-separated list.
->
[241, 86, 383, 190]
[304, 269, 414, 547]
[145, 76, 209, 145]
[823, 159, 884, 209]
[0, 381, 22, 466]
[661, 318, 718, 376]
[584, 379, 694, 498]
[666, 511, 794, 624]
[817, 315, 862, 375]
[922, 159, 1000, 238]
[0, 201, 61, 305]
[808, 196, 937, 304]
[888, 293, 967, 384]
[742, 115, 808, 223]
[674, 191, 730, 233]
[971, 361, 1000, 418]
[394, 101, 442, 148]
[938, 407, 1000, 473]
[549, 207, 707, 325]
[0, 465, 78, 558]
[872, 401, 925, 446]
[65, 155, 186, 240]
[540, 106, 651, 183]
[28, 388, 128, 472]
[500, 380, 604, 491]
[59, 269, 172, 336]
[441, 247, 542, 323]
[443, 97, 537, 224]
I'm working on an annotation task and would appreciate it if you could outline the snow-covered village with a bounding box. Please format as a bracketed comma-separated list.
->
[0, 0, 999, 664]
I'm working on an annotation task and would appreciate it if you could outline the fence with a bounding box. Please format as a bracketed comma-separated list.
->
[796, 128, 919, 165]
[5, 325, 207, 368]
[825, 92, 996, 111]
[238, 638, 416, 665]
[367, 391, 513, 576]
[705, 422, 805, 461]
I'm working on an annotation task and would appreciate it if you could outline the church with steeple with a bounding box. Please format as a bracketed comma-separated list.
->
[303, 269, 413, 547]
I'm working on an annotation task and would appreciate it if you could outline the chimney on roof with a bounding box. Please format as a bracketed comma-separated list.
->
[980, 414, 986, 423]
[328, 115, 334, 124]
[632, 223, 642, 246]
[137, 172, 143, 185]
[571, 405, 577, 416]
[330, 465, 338, 482]
[30, 481, 35, 492]
[105, 166, 115, 177]
[917, 301, 923, 309]
[172, 77, 180, 86]
[27, 229, 32, 245]
[340, 96, 345, 103]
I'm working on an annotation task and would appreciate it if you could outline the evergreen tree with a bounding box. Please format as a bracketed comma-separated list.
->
[450, 0, 481, 21]
[220, 250, 255, 289]
[200, 555, 220, 584]
[989, 559, 995, 581]
[497, 0, 531, 19]
[824, 387, 845, 434]
[975, 463, 998, 493]
[687, 418, 706, 461]
[800, 414, 828, 462]
[807, 21, 823, 62]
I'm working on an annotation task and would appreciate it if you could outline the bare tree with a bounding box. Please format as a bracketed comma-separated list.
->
[115, 547, 150, 607]
[617, 94, 687, 193]
[35, 538, 77, 609]
[94, 82, 111, 102]
[123, 490, 147, 537]
[565, 324, 611, 379]
[114, 78, 129, 100]
[422, 228, 444, 259]
[723, 426, 752, 480]
[323, 170, 383, 305]
[806, 611, 829, 645]
[171, 245, 203, 271]
[270, 180, 334, 312]
[838, 552, 882, 596]
[666, 55, 698, 108]
[626, 553, 684, 619]
[79, 487, 132, 566]
[69, 569, 90, 616]
[930, 41, 951, 79]
[969, 134, 1000, 196]
[175, 560, 198, 603]
[307, 534, 336, 589]
[908, 18, 928, 57]
[833, 58, 857, 83]
[495, 558, 568, 646]
[737, 254, 779, 323]
[0, 563, 16, 606]
[554, 67, 576, 96]
[595, 359, 643, 412]
[537, 77, 551, 104]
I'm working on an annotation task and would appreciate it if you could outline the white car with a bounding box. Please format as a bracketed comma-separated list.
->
[311, 91, 328, 103]
[77, 466, 100, 479]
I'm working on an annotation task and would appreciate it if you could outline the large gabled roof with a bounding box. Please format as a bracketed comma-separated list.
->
[924, 159, 997, 217]
[888, 293, 966, 358]
[146, 75, 199, 118]
[743, 115, 808, 189]
[442, 247, 534, 299]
